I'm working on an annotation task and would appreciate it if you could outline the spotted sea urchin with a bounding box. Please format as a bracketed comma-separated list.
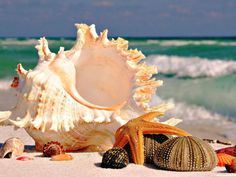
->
[124, 134, 170, 164]
[153, 136, 217, 171]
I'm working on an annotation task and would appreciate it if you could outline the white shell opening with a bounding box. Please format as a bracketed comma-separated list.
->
[75, 47, 134, 107]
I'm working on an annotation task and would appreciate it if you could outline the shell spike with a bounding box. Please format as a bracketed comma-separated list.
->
[35, 37, 55, 61]
[57, 47, 66, 58]
[58, 47, 65, 54]
[9, 117, 29, 128]
[89, 24, 99, 39]
[99, 29, 109, 44]
[75, 24, 97, 42]
[16, 64, 28, 78]
[0, 111, 11, 124]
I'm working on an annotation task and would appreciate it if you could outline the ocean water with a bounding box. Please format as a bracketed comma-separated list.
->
[0, 37, 236, 125]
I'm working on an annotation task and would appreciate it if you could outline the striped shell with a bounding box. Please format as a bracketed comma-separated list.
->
[153, 136, 217, 171]
[0, 137, 24, 158]
[124, 134, 170, 164]
[225, 158, 236, 173]
[217, 153, 235, 167]
[101, 147, 129, 169]
[216, 146, 236, 157]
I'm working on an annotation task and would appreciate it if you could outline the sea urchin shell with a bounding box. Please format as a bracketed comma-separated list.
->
[153, 136, 217, 171]
[43, 141, 64, 157]
[124, 134, 170, 164]
[101, 147, 129, 169]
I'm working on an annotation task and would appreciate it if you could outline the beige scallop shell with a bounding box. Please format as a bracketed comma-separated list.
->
[0, 24, 173, 151]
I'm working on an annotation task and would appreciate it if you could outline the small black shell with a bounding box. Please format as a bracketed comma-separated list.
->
[101, 147, 129, 169]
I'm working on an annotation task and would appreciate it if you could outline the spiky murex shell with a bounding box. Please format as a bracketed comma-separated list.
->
[0, 24, 172, 151]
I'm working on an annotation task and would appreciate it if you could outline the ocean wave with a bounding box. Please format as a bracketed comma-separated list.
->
[150, 96, 227, 122]
[147, 55, 236, 78]
[0, 39, 39, 46]
[146, 40, 236, 46]
[0, 38, 74, 46]
[150, 96, 236, 142]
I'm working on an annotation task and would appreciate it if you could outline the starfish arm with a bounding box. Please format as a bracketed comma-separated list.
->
[142, 122, 191, 136]
[138, 111, 164, 122]
[113, 133, 129, 148]
[128, 130, 145, 165]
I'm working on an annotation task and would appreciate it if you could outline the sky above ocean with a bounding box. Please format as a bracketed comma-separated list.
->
[0, 0, 235, 37]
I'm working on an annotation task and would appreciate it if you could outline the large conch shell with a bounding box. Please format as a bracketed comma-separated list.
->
[0, 24, 171, 152]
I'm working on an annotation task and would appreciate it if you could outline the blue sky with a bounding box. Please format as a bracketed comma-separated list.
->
[0, 0, 235, 37]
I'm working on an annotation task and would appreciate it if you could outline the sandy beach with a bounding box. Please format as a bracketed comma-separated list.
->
[0, 126, 233, 177]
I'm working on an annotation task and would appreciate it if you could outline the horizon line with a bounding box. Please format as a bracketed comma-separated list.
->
[0, 35, 236, 39]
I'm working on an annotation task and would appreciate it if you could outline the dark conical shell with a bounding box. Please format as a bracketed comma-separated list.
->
[43, 141, 64, 157]
[101, 147, 129, 169]
[124, 134, 170, 164]
[153, 136, 217, 171]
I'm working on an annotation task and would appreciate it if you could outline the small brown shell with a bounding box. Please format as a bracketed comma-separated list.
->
[101, 147, 129, 169]
[43, 141, 64, 157]
[0, 137, 24, 158]
[124, 134, 170, 164]
[154, 136, 217, 171]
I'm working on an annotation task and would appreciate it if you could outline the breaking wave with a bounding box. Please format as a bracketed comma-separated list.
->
[146, 40, 236, 46]
[147, 55, 236, 78]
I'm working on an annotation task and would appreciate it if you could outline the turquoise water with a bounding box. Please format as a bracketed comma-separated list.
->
[0, 37, 236, 119]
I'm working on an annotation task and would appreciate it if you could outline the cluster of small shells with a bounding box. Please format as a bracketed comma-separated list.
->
[42, 141, 73, 161]
[101, 134, 170, 168]
[102, 135, 218, 171]
[0, 138, 72, 161]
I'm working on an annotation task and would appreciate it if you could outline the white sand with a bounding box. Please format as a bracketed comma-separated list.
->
[0, 126, 234, 177]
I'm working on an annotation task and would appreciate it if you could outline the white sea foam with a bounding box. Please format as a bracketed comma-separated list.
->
[146, 40, 236, 46]
[147, 55, 236, 78]
[150, 95, 236, 142]
[150, 96, 227, 122]
[0, 39, 39, 46]
[0, 38, 74, 46]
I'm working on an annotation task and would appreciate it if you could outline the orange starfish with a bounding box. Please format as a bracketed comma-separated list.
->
[113, 112, 191, 165]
